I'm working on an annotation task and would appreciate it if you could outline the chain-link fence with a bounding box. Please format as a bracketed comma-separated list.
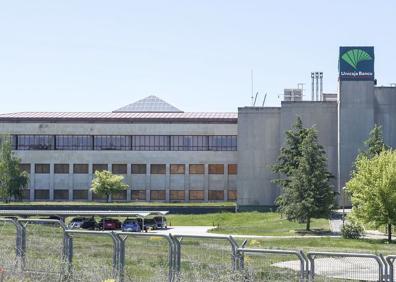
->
[0, 219, 18, 276]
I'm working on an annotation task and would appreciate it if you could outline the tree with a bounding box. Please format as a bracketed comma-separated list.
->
[275, 128, 335, 230]
[347, 150, 396, 243]
[272, 117, 308, 192]
[362, 124, 389, 159]
[90, 170, 128, 202]
[0, 136, 29, 202]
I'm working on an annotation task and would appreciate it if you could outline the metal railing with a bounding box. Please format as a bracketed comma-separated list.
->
[1, 218, 396, 282]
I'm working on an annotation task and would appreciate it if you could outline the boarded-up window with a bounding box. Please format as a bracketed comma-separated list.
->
[170, 190, 185, 201]
[131, 164, 146, 174]
[35, 164, 50, 174]
[170, 164, 185, 174]
[93, 164, 108, 173]
[189, 164, 204, 174]
[22, 189, 30, 200]
[228, 164, 237, 175]
[208, 190, 224, 201]
[92, 193, 107, 201]
[54, 190, 69, 200]
[228, 190, 237, 201]
[151, 164, 166, 174]
[189, 190, 204, 201]
[73, 190, 88, 200]
[208, 164, 224, 174]
[131, 190, 146, 200]
[112, 164, 127, 174]
[34, 189, 49, 200]
[112, 190, 127, 200]
[19, 164, 31, 174]
[54, 164, 69, 174]
[150, 190, 166, 200]
[73, 164, 89, 174]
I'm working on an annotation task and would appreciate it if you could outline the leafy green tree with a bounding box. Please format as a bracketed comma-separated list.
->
[272, 117, 308, 192]
[347, 150, 396, 243]
[0, 136, 29, 202]
[90, 170, 128, 202]
[276, 128, 335, 230]
[362, 124, 389, 158]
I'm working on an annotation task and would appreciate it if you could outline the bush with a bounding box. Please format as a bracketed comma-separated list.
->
[341, 222, 364, 239]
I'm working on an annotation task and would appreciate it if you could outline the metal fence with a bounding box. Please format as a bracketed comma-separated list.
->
[0, 217, 395, 282]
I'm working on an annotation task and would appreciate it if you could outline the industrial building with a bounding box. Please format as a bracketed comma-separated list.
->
[0, 46, 395, 207]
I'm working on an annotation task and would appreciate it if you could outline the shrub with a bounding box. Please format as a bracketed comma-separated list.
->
[341, 222, 364, 239]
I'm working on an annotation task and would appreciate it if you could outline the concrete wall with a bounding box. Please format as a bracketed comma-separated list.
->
[237, 107, 281, 206]
[338, 81, 374, 191]
[374, 87, 396, 148]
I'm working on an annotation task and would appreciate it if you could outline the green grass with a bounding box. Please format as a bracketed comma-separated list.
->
[167, 212, 330, 236]
[0, 201, 236, 207]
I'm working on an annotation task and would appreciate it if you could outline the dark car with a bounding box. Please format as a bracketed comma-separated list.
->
[69, 217, 93, 229]
[80, 217, 97, 230]
[137, 217, 167, 231]
[98, 218, 122, 230]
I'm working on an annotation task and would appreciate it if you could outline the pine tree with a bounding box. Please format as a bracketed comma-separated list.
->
[0, 136, 29, 202]
[362, 124, 389, 158]
[272, 117, 308, 192]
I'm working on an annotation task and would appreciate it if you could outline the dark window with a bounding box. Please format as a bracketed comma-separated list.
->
[228, 164, 237, 175]
[208, 164, 224, 174]
[131, 164, 146, 174]
[94, 136, 130, 151]
[208, 190, 224, 201]
[73, 164, 89, 174]
[19, 164, 31, 174]
[34, 189, 49, 200]
[132, 135, 170, 151]
[112, 190, 127, 201]
[17, 135, 54, 150]
[112, 164, 127, 174]
[35, 164, 50, 174]
[54, 164, 69, 174]
[93, 164, 108, 173]
[170, 190, 185, 201]
[151, 164, 166, 174]
[22, 189, 30, 200]
[131, 190, 146, 200]
[54, 190, 69, 200]
[189, 164, 205, 174]
[209, 136, 237, 151]
[170, 164, 185, 174]
[73, 190, 88, 200]
[150, 190, 166, 200]
[189, 190, 204, 200]
[56, 135, 93, 150]
[228, 190, 237, 201]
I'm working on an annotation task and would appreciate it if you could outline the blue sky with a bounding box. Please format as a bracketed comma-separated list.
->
[0, 1, 395, 113]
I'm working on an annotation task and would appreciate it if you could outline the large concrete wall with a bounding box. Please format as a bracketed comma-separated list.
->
[374, 87, 396, 148]
[237, 107, 281, 206]
[338, 81, 374, 191]
[280, 102, 338, 183]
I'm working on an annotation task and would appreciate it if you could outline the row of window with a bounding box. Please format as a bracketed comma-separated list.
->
[12, 135, 237, 151]
[21, 163, 238, 175]
[24, 189, 237, 201]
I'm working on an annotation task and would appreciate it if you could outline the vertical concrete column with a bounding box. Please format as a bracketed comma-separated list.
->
[146, 164, 151, 201]
[68, 163, 73, 201]
[204, 164, 209, 202]
[165, 164, 170, 202]
[126, 164, 131, 201]
[49, 163, 54, 201]
[184, 164, 189, 202]
[224, 164, 228, 201]
[30, 163, 35, 201]
[88, 163, 93, 201]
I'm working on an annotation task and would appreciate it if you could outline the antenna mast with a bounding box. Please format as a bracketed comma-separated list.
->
[251, 69, 254, 106]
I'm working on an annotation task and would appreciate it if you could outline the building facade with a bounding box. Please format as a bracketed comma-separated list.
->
[0, 47, 395, 206]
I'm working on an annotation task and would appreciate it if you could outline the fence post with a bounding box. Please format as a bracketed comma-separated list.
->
[307, 254, 315, 282]
[228, 236, 240, 271]
[14, 220, 26, 272]
[113, 233, 126, 282]
[386, 256, 395, 282]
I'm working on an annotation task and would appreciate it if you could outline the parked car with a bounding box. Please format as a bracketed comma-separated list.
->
[153, 216, 167, 230]
[122, 219, 141, 232]
[80, 217, 98, 230]
[98, 218, 122, 230]
[136, 217, 167, 231]
[69, 217, 93, 229]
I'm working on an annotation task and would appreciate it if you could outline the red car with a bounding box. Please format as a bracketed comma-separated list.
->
[98, 218, 121, 230]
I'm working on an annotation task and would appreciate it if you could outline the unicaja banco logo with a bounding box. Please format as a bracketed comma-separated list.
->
[341, 49, 372, 70]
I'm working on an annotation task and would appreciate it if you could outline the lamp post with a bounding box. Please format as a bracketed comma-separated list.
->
[342, 186, 346, 228]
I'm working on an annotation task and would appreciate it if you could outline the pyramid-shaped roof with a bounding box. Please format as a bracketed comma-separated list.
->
[113, 95, 183, 113]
